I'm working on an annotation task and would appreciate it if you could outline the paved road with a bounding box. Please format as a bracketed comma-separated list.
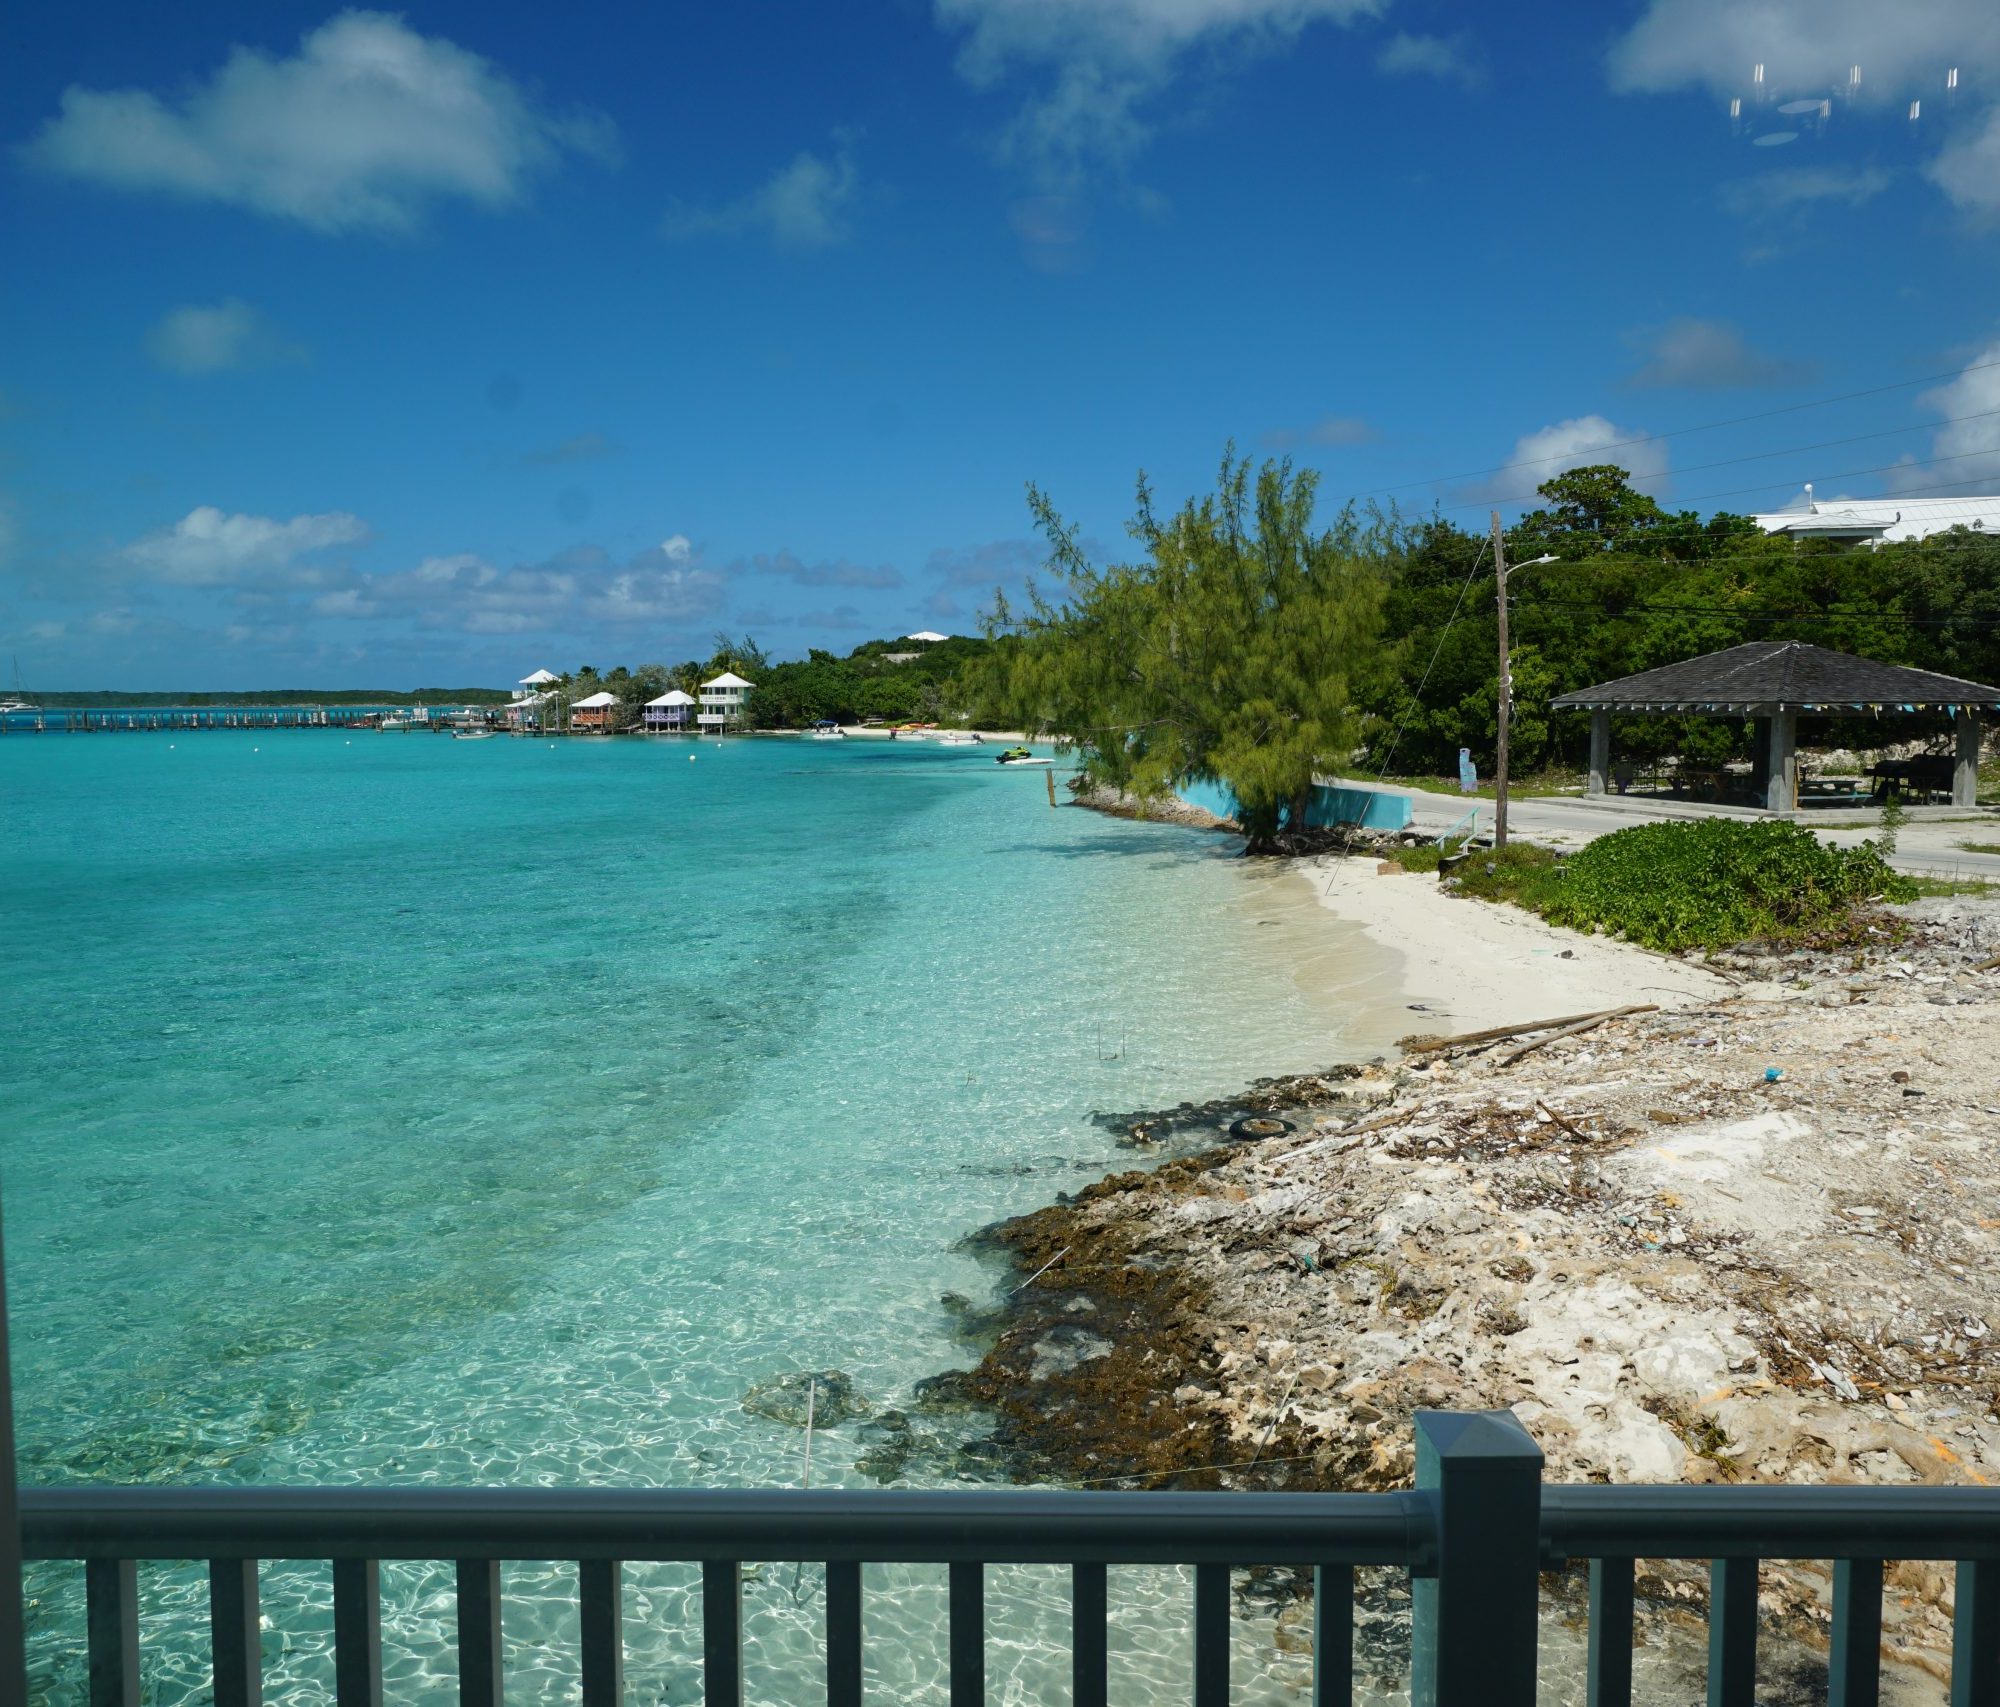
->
[1342, 779, 2000, 883]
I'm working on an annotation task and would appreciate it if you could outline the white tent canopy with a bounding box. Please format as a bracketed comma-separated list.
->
[572, 691, 619, 708]
[904, 631, 949, 644]
[646, 689, 697, 706]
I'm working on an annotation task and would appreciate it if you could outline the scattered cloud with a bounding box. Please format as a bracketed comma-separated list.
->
[796, 605, 870, 630]
[1608, 0, 2000, 218]
[119, 505, 368, 586]
[660, 534, 692, 562]
[1626, 318, 1811, 389]
[1261, 415, 1379, 450]
[311, 538, 729, 634]
[663, 140, 859, 248]
[145, 299, 305, 374]
[517, 431, 618, 468]
[1718, 164, 1893, 218]
[1928, 108, 2000, 217]
[934, 0, 1387, 182]
[919, 537, 1042, 620]
[1375, 31, 1484, 89]
[1474, 415, 1669, 503]
[22, 9, 617, 233]
[743, 551, 902, 590]
[1897, 337, 2000, 491]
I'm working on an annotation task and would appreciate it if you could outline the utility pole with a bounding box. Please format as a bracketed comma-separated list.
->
[1491, 511, 1511, 849]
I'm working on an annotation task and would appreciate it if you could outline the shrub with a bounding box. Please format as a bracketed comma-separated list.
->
[1542, 818, 1914, 951]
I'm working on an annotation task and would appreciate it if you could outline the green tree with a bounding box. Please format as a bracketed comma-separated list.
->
[986, 449, 1388, 848]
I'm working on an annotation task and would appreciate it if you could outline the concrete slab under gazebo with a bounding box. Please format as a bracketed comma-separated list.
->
[1549, 641, 2000, 812]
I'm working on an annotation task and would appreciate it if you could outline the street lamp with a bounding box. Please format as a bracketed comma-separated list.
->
[1490, 511, 1558, 850]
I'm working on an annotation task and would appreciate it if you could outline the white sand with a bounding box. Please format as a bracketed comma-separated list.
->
[1302, 854, 1728, 1035]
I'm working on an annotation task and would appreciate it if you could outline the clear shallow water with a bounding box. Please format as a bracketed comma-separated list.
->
[2, 731, 1402, 1703]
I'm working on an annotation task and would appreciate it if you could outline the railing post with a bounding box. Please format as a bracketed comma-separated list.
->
[0, 1190, 27, 1707]
[1411, 1408, 1544, 1707]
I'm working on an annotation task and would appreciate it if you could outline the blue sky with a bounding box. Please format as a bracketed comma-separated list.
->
[4, 0, 1999, 689]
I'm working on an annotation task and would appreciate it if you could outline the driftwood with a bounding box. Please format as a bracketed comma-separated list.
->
[1536, 1100, 1594, 1142]
[1498, 1004, 1659, 1068]
[1402, 1007, 1636, 1055]
[1974, 953, 2000, 973]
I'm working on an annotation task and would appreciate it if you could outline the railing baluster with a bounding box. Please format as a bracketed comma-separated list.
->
[1707, 1558, 1758, 1707]
[1587, 1557, 1635, 1707]
[332, 1559, 383, 1707]
[949, 1561, 984, 1707]
[209, 1558, 262, 1707]
[826, 1561, 863, 1707]
[456, 1559, 504, 1707]
[1194, 1564, 1230, 1707]
[85, 1558, 139, 1707]
[1072, 1562, 1108, 1707]
[1955, 1559, 2000, 1707]
[579, 1560, 622, 1707]
[1830, 1558, 1882, 1707]
[1313, 1565, 1353, 1707]
[702, 1560, 742, 1707]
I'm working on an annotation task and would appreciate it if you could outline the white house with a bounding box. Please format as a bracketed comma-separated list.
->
[1751, 485, 2000, 546]
[699, 671, 754, 729]
[644, 688, 696, 731]
[515, 667, 560, 701]
[570, 690, 621, 732]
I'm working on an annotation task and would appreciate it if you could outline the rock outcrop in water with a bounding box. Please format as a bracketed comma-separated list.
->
[741, 1369, 871, 1427]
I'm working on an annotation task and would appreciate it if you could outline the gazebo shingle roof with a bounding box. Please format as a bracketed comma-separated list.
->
[1549, 641, 2000, 713]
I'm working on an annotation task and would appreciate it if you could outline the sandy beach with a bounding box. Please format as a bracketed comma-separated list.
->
[1303, 853, 1729, 1033]
[940, 857, 2000, 1703]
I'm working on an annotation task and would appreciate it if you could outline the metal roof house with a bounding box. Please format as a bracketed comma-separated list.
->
[1550, 641, 2000, 810]
[698, 672, 754, 730]
[1750, 485, 2000, 546]
[643, 688, 696, 730]
[569, 690, 621, 732]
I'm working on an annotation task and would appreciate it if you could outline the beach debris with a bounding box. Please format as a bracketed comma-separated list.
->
[1228, 1116, 1294, 1142]
[1402, 1007, 1647, 1055]
[741, 1369, 871, 1428]
[1496, 1005, 1660, 1067]
[1764, 1067, 1784, 1083]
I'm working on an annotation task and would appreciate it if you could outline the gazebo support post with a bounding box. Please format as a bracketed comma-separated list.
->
[1765, 709, 1797, 813]
[1587, 710, 1610, 796]
[1956, 709, 1981, 808]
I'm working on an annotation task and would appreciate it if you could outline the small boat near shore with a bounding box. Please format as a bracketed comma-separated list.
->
[995, 746, 1051, 766]
[937, 731, 982, 747]
[809, 719, 845, 740]
[453, 729, 498, 740]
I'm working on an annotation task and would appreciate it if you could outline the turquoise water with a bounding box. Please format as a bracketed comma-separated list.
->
[2, 731, 1400, 1703]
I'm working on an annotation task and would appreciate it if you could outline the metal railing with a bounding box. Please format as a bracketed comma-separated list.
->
[15, 1409, 2000, 1706]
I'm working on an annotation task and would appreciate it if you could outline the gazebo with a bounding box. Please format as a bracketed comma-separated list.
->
[1550, 641, 2000, 811]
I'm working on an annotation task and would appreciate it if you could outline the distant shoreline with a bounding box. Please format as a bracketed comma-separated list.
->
[21, 689, 514, 709]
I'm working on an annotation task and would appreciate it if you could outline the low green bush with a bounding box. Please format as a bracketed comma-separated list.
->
[1542, 818, 1913, 951]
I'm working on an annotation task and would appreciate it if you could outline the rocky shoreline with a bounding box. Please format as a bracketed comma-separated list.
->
[925, 887, 2000, 1698]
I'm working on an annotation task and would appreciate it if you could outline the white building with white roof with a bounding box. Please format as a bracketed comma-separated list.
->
[1751, 485, 2000, 546]
[699, 672, 754, 729]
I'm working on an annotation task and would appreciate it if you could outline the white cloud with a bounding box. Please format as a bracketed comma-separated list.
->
[935, 0, 1387, 179]
[22, 10, 616, 233]
[1479, 416, 1669, 503]
[1928, 108, 2000, 217]
[663, 142, 859, 248]
[1375, 31, 1484, 89]
[145, 299, 304, 373]
[1899, 338, 2000, 491]
[1608, 0, 2000, 103]
[1609, 0, 2000, 217]
[1627, 318, 1810, 389]
[660, 534, 693, 561]
[120, 505, 368, 585]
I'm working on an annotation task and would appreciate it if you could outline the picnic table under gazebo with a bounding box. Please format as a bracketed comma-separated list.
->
[1549, 640, 2000, 811]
